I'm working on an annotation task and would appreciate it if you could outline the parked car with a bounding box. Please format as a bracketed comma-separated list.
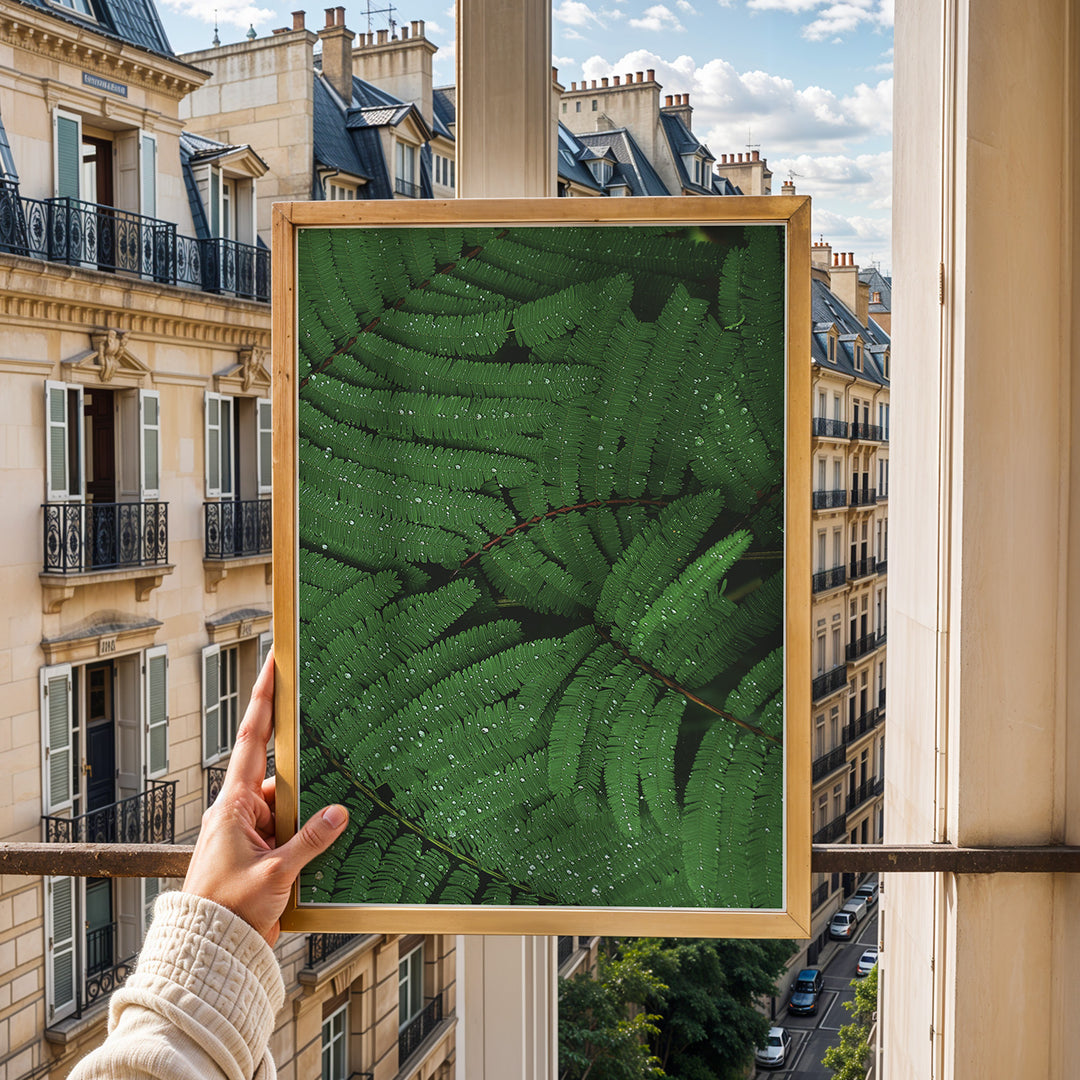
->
[830, 910, 856, 940]
[754, 1026, 792, 1069]
[788, 967, 824, 1015]
[856, 947, 879, 976]
[842, 895, 868, 924]
[854, 880, 879, 906]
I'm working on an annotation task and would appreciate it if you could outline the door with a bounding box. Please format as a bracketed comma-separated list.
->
[82, 135, 115, 269]
[85, 390, 116, 505]
[84, 663, 115, 817]
[115, 654, 142, 804]
[84, 877, 114, 976]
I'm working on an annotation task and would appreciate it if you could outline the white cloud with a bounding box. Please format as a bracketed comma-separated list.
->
[746, 0, 822, 12]
[629, 4, 685, 32]
[744, 0, 891, 40]
[563, 27, 586, 39]
[554, 0, 604, 27]
[676, 0, 698, 12]
[163, 0, 273, 31]
[773, 150, 891, 206]
[425, 20, 447, 36]
[553, 54, 578, 68]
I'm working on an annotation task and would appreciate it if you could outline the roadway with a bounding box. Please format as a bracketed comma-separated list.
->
[754, 907, 879, 1079]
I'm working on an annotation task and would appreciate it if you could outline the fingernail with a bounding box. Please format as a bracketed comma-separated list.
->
[323, 805, 347, 829]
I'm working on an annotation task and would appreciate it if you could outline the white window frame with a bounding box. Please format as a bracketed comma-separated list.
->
[257, 398, 272, 495]
[45, 380, 84, 503]
[144, 644, 169, 779]
[45, 875, 78, 1023]
[201, 643, 222, 767]
[204, 392, 234, 499]
[398, 943, 424, 1028]
[321, 1000, 349, 1080]
[139, 389, 161, 500]
[41, 663, 74, 816]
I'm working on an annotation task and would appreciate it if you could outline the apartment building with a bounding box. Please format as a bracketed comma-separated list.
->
[0, 0, 456, 1077]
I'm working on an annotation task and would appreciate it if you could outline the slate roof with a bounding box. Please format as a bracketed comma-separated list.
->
[659, 111, 718, 195]
[859, 266, 893, 313]
[15, 0, 173, 57]
[573, 127, 670, 196]
[810, 277, 890, 386]
[181, 131, 266, 169]
[312, 74, 373, 183]
[557, 125, 603, 193]
[432, 87, 456, 138]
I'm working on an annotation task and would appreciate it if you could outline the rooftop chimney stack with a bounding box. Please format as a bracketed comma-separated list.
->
[317, 5, 354, 101]
[292, 9, 305, 29]
[352, 13, 437, 129]
[781, 179, 796, 195]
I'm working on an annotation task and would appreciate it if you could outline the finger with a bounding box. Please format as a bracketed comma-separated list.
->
[227, 648, 275, 789]
[261, 775, 276, 811]
[273, 805, 348, 879]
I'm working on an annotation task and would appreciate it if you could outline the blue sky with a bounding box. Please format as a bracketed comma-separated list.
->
[161, 0, 893, 273]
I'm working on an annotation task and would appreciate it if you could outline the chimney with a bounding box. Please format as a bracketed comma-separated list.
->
[401, 24, 409, 38]
[612, 75, 619, 86]
[646, 68, 655, 81]
[352, 13, 437, 128]
[781, 179, 796, 195]
[292, 9, 305, 29]
[811, 240, 832, 271]
[318, 6, 354, 101]
[830, 252, 867, 323]
[661, 90, 693, 131]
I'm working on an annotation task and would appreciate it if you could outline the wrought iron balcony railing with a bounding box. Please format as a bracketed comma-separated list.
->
[846, 631, 879, 662]
[43, 780, 176, 844]
[850, 487, 878, 507]
[812, 417, 849, 438]
[77, 921, 136, 1019]
[812, 744, 848, 783]
[399, 993, 443, 1066]
[42, 501, 168, 573]
[0, 187, 269, 302]
[204, 500, 272, 559]
[307, 933, 357, 967]
[812, 565, 847, 593]
[876, 558, 888, 575]
[812, 665, 847, 702]
[850, 423, 883, 441]
[811, 881, 832, 910]
[879, 687, 887, 712]
[849, 556, 877, 580]
[847, 776, 884, 814]
[843, 707, 882, 745]
[395, 177, 422, 198]
[812, 489, 848, 510]
[813, 814, 847, 845]
[207, 752, 274, 809]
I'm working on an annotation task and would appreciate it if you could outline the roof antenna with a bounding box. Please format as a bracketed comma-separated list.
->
[745, 126, 760, 155]
[212, 9, 220, 46]
[362, 0, 399, 35]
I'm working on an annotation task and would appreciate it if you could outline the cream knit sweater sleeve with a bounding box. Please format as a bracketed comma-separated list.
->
[68, 891, 286, 1080]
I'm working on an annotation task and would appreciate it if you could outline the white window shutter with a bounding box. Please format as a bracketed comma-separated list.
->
[139, 389, 161, 500]
[142, 876, 161, 934]
[144, 645, 169, 779]
[45, 876, 77, 1022]
[258, 630, 273, 671]
[40, 664, 73, 816]
[45, 381, 71, 502]
[205, 392, 221, 498]
[219, 396, 233, 498]
[140, 132, 157, 219]
[202, 643, 222, 767]
[257, 398, 272, 494]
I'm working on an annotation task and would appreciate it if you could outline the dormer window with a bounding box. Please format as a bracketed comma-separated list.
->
[872, 291, 882, 304]
[327, 180, 357, 200]
[50, 0, 95, 19]
[828, 336, 837, 363]
[588, 159, 613, 185]
[854, 343, 863, 371]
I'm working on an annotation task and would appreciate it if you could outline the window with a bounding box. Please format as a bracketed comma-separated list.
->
[816, 530, 826, 572]
[327, 181, 357, 200]
[816, 633, 826, 675]
[399, 944, 424, 1027]
[854, 342, 864, 371]
[51, 0, 95, 17]
[815, 715, 825, 758]
[205, 166, 255, 243]
[322, 1000, 349, 1080]
[396, 141, 417, 186]
[817, 390, 827, 417]
[591, 99, 598, 111]
[872, 290, 881, 303]
[588, 159, 612, 185]
[828, 335, 837, 363]
[816, 458, 826, 490]
[575, 101, 581, 112]
[833, 393, 842, 420]
[817, 794, 828, 829]
[205, 392, 272, 500]
[201, 643, 240, 766]
[832, 627, 841, 668]
[562, 102, 567, 113]
[832, 785, 843, 819]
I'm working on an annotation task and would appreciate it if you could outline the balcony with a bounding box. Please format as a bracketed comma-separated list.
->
[399, 993, 444, 1067]
[849, 556, 878, 581]
[843, 707, 883, 745]
[395, 177, 422, 198]
[850, 422, 883, 441]
[812, 565, 847, 593]
[813, 814, 847, 845]
[76, 921, 136, 1019]
[812, 417, 849, 438]
[850, 487, 878, 507]
[204, 500, 272, 559]
[307, 933, 357, 967]
[812, 489, 847, 510]
[43, 501, 168, 574]
[207, 751, 274, 809]
[879, 687, 887, 714]
[812, 665, 847, 702]
[811, 881, 832, 910]
[847, 776, 885, 814]
[877, 558, 888, 575]
[812, 744, 848, 782]
[0, 187, 268, 302]
[846, 631, 880, 662]
[558, 935, 574, 966]
[43, 780, 176, 844]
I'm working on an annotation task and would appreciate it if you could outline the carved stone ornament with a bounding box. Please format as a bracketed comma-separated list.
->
[239, 345, 269, 392]
[65, 328, 150, 385]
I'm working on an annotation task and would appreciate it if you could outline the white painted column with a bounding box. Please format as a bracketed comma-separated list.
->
[454, 3, 559, 1079]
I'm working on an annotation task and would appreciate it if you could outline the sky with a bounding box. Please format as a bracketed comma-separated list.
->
[159, 0, 893, 273]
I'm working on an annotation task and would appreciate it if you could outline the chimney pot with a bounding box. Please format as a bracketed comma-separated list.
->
[324, 7, 334, 28]
[571, 81, 577, 90]
[291, 9, 305, 29]
[591, 79, 597, 88]
[417, 19, 424, 35]
[401, 25, 409, 38]
[613, 75, 620, 86]
[665, 94, 673, 106]
[411, 19, 419, 34]
[335, 6, 344, 25]
[752, 150, 759, 161]
[739, 153, 744, 162]
[834, 254, 839, 266]
[625, 72, 633, 83]
[553, 65, 559, 80]
[646, 68, 655, 81]
[601, 77, 608, 87]
[636, 71, 643, 82]
[377, 28, 387, 42]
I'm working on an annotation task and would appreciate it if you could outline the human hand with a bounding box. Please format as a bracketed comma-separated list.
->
[183, 648, 348, 945]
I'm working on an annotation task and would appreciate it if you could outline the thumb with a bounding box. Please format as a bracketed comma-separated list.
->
[276, 804, 349, 878]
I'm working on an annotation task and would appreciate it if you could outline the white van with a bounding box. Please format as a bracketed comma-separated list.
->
[842, 895, 868, 924]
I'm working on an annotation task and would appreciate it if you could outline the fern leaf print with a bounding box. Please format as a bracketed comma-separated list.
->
[297, 222, 786, 910]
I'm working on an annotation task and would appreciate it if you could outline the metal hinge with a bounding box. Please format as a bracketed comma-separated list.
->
[938, 263, 945, 305]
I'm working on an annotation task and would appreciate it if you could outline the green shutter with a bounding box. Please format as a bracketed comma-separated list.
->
[210, 168, 220, 236]
[141, 134, 156, 218]
[257, 398, 272, 494]
[46, 876, 77, 1021]
[145, 645, 168, 778]
[41, 665, 73, 815]
[205, 393, 221, 497]
[140, 390, 160, 499]
[202, 644, 221, 766]
[55, 115, 80, 200]
[46, 383, 69, 501]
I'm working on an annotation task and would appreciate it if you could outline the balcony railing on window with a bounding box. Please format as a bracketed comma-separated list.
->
[307, 933, 356, 967]
[43, 780, 176, 844]
[558, 935, 574, 966]
[42, 501, 168, 573]
[399, 993, 443, 1066]
[843, 707, 882, 745]
[207, 752, 274, 809]
[812, 665, 847, 702]
[0, 186, 269, 302]
[849, 556, 877, 581]
[810, 881, 832, 909]
[850, 422, 883, 441]
[812, 744, 847, 782]
[813, 814, 847, 845]
[877, 558, 888, 575]
[204, 500, 272, 559]
[879, 687, 887, 713]
[850, 487, 878, 507]
[812, 489, 847, 510]
[847, 776, 884, 814]
[78, 921, 136, 1019]
[812, 565, 846, 593]
[812, 417, 849, 438]
[395, 177, 422, 198]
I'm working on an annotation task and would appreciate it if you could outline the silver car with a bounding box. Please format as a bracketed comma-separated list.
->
[856, 947, 879, 976]
[754, 1026, 792, 1069]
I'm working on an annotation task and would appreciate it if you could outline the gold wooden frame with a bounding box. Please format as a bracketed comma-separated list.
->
[274, 197, 811, 936]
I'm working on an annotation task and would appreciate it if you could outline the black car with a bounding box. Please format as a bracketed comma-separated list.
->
[788, 967, 823, 1015]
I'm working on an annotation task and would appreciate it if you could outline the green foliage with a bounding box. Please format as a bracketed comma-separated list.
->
[296, 223, 787, 908]
[822, 966, 878, 1080]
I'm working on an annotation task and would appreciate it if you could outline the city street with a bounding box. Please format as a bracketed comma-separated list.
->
[754, 910, 879, 1080]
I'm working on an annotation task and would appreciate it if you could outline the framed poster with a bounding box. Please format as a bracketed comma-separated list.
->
[273, 197, 810, 937]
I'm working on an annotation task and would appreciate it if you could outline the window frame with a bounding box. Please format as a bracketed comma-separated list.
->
[398, 943, 424, 1028]
[321, 999, 349, 1080]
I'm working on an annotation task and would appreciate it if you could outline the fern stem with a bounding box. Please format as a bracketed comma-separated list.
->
[310, 741, 561, 903]
[454, 497, 670, 576]
[596, 627, 782, 747]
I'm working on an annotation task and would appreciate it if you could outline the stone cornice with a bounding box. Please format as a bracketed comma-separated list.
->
[0, 2, 210, 100]
[0, 253, 270, 349]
